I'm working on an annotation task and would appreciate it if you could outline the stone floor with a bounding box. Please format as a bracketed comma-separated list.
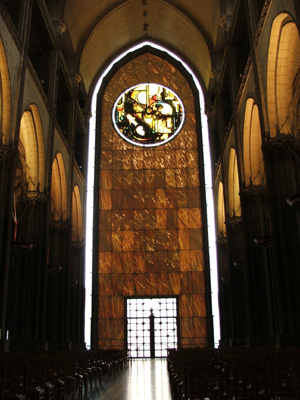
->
[93, 358, 173, 400]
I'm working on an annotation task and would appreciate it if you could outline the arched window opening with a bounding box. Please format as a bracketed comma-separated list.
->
[267, 14, 300, 137]
[19, 105, 45, 192]
[243, 98, 265, 186]
[217, 181, 226, 238]
[228, 148, 241, 218]
[0, 38, 11, 145]
[51, 153, 67, 221]
[72, 185, 83, 242]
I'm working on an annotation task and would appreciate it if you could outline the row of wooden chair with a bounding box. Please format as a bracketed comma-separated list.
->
[167, 347, 300, 400]
[0, 349, 128, 400]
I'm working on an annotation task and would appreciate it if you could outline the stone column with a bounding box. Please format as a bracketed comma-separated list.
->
[226, 217, 249, 345]
[7, 192, 49, 350]
[240, 185, 277, 345]
[262, 135, 300, 345]
[46, 221, 71, 349]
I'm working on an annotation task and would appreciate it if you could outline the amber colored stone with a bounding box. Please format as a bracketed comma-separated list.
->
[178, 209, 189, 229]
[143, 189, 155, 209]
[123, 274, 135, 296]
[156, 209, 167, 229]
[111, 296, 124, 319]
[100, 150, 113, 169]
[98, 274, 112, 296]
[188, 187, 201, 207]
[188, 168, 200, 187]
[180, 317, 194, 338]
[99, 190, 112, 210]
[112, 150, 123, 170]
[123, 151, 133, 170]
[165, 151, 178, 168]
[144, 170, 155, 188]
[189, 228, 203, 249]
[192, 294, 207, 316]
[168, 251, 181, 271]
[123, 170, 134, 189]
[168, 272, 181, 294]
[165, 189, 177, 208]
[111, 211, 123, 230]
[99, 252, 112, 274]
[133, 170, 144, 189]
[134, 252, 145, 273]
[177, 188, 188, 207]
[111, 252, 123, 273]
[155, 150, 166, 169]
[132, 151, 144, 169]
[99, 231, 112, 252]
[111, 274, 124, 295]
[123, 189, 134, 209]
[179, 295, 193, 317]
[123, 231, 135, 252]
[186, 150, 199, 168]
[112, 189, 123, 209]
[176, 168, 188, 188]
[99, 210, 112, 231]
[122, 210, 134, 230]
[180, 272, 193, 294]
[154, 170, 166, 187]
[155, 188, 167, 208]
[189, 208, 202, 228]
[112, 170, 123, 189]
[165, 169, 177, 188]
[133, 189, 145, 209]
[190, 250, 204, 271]
[180, 250, 191, 272]
[144, 209, 156, 229]
[100, 170, 112, 189]
[193, 317, 208, 338]
[112, 231, 123, 251]
[98, 297, 112, 318]
[179, 229, 190, 250]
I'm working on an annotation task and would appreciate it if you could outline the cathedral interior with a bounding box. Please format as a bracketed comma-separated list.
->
[1, 0, 300, 379]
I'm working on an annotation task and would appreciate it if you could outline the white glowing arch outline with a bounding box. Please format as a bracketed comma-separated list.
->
[85, 41, 220, 348]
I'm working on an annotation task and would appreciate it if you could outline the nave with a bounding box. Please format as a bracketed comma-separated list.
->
[96, 359, 173, 400]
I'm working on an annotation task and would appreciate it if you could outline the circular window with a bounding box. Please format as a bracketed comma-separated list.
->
[112, 83, 184, 147]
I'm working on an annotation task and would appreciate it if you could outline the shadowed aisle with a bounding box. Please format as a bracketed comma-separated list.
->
[94, 359, 173, 400]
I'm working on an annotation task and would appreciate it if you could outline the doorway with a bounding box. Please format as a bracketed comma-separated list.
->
[126, 297, 178, 358]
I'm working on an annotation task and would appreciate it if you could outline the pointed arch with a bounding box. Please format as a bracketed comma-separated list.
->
[51, 153, 67, 221]
[267, 13, 300, 136]
[0, 36, 11, 144]
[243, 98, 265, 186]
[72, 185, 83, 242]
[217, 181, 226, 238]
[228, 148, 241, 218]
[19, 105, 45, 192]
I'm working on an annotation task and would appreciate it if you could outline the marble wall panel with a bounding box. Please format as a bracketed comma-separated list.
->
[97, 52, 209, 349]
[99, 210, 112, 231]
[99, 252, 112, 274]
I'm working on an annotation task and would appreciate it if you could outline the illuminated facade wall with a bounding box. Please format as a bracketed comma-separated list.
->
[96, 53, 208, 349]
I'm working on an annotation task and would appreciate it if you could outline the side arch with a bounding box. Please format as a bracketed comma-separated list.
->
[228, 148, 241, 218]
[217, 181, 226, 238]
[267, 13, 300, 136]
[243, 98, 265, 186]
[19, 105, 45, 193]
[51, 153, 67, 221]
[72, 185, 83, 242]
[0, 36, 11, 144]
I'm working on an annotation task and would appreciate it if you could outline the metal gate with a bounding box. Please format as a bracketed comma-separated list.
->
[126, 297, 178, 358]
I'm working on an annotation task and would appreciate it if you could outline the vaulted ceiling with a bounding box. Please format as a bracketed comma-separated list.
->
[62, 0, 222, 96]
